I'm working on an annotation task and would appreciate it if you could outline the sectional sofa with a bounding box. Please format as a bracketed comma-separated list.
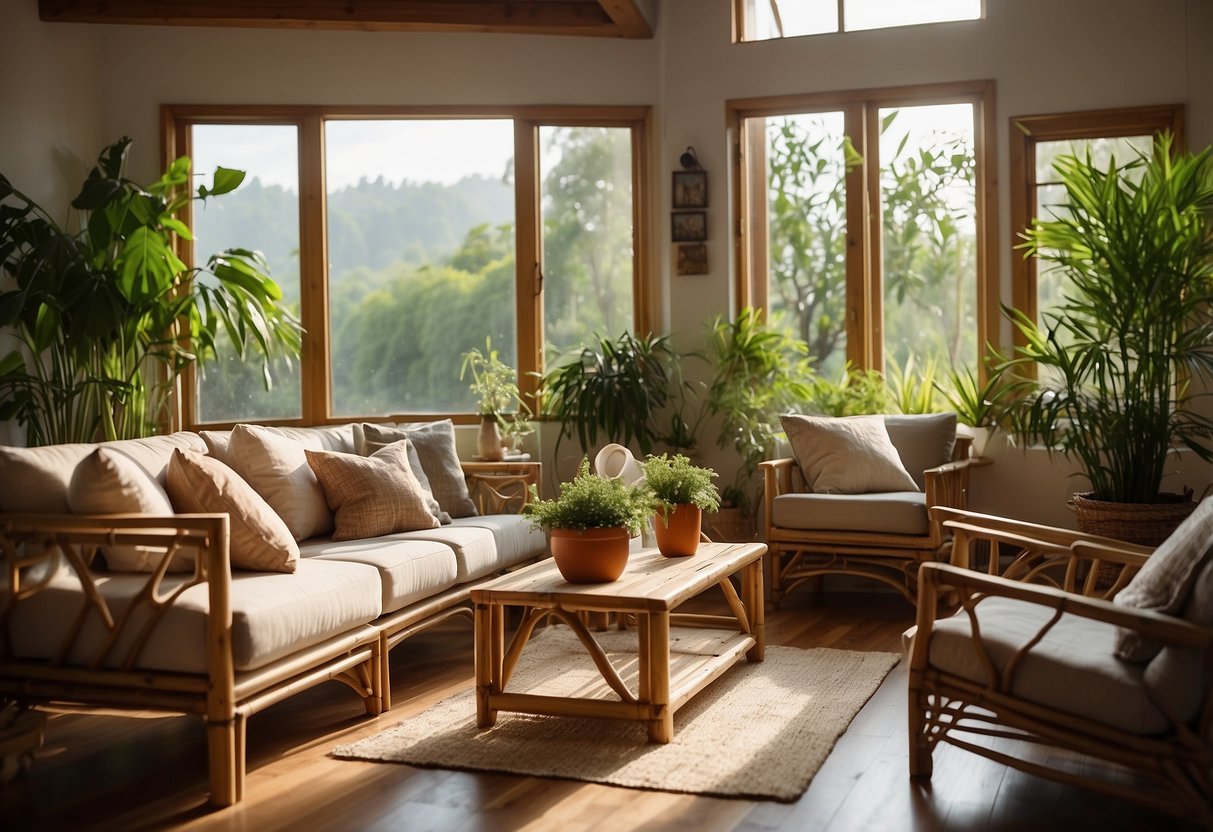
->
[0, 420, 545, 805]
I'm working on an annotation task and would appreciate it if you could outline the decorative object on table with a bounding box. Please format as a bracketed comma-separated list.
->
[460, 337, 528, 462]
[997, 132, 1213, 545]
[933, 362, 1007, 457]
[593, 443, 646, 487]
[675, 242, 708, 275]
[333, 625, 900, 802]
[522, 459, 653, 583]
[671, 210, 707, 242]
[0, 137, 302, 445]
[640, 453, 720, 557]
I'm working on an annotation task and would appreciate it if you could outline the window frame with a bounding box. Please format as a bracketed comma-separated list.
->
[1008, 104, 1185, 342]
[732, 0, 984, 42]
[163, 104, 652, 430]
[727, 79, 998, 376]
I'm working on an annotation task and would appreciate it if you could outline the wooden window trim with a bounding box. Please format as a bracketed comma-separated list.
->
[163, 104, 651, 430]
[727, 79, 998, 376]
[1008, 104, 1185, 338]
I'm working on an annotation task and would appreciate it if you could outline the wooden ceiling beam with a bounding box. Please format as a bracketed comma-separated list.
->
[38, 1, 652, 38]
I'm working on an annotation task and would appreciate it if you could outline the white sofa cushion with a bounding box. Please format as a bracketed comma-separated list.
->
[300, 535, 458, 613]
[448, 515, 547, 571]
[7, 558, 381, 673]
[927, 596, 1180, 734]
[393, 525, 501, 582]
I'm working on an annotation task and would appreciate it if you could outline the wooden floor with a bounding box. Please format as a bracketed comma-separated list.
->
[1, 591, 1198, 831]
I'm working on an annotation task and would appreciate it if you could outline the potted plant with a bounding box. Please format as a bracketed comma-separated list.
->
[640, 453, 720, 557]
[522, 459, 653, 583]
[933, 362, 1007, 457]
[460, 336, 527, 461]
[999, 132, 1213, 544]
[0, 137, 302, 446]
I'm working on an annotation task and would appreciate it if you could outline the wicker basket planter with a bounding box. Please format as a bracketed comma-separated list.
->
[1069, 491, 1198, 547]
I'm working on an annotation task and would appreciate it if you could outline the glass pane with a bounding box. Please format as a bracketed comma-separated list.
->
[325, 119, 516, 416]
[761, 111, 849, 377]
[748, 0, 838, 40]
[190, 124, 302, 423]
[846, 0, 981, 31]
[540, 126, 635, 363]
[1034, 135, 1154, 181]
[879, 103, 977, 375]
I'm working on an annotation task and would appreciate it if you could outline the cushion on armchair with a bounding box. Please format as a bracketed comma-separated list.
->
[772, 491, 928, 535]
[781, 414, 919, 494]
[883, 412, 957, 490]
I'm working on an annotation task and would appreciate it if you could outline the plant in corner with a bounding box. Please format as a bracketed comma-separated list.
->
[933, 361, 1007, 457]
[522, 459, 653, 583]
[640, 453, 720, 558]
[460, 336, 528, 461]
[0, 137, 302, 445]
[999, 132, 1213, 544]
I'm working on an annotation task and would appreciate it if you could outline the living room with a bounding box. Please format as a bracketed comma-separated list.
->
[2, 0, 1212, 829]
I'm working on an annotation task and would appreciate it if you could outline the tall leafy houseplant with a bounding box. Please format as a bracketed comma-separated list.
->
[0, 138, 302, 444]
[1002, 132, 1213, 514]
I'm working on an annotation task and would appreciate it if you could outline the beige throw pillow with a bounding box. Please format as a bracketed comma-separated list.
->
[68, 447, 193, 573]
[227, 424, 334, 541]
[164, 449, 300, 573]
[781, 414, 920, 494]
[305, 441, 441, 541]
[364, 420, 477, 518]
[357, 423, 451, 524]
[1114, 496, 1213, 661]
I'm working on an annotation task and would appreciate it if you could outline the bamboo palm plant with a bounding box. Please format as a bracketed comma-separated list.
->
[999, 132, 1213, 504]
[0, 137, 302, 445]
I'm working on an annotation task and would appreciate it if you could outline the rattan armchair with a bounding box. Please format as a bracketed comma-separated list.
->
[759, 414, 973, 606]
[908, 507, 1213, 823]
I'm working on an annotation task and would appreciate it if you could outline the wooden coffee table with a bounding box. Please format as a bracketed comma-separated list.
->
[469, 541, 766, 743]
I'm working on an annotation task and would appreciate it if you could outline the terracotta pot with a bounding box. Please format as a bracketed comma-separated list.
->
[549, 527, 631, 583]
[654, 504, 702, 557]
[477, 415, 504, 461]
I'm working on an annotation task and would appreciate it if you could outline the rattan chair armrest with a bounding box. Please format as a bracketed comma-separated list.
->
[930, 506, 1156, 555]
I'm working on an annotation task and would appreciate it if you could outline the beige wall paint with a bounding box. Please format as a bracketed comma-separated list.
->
[2, 0, 1211, 524]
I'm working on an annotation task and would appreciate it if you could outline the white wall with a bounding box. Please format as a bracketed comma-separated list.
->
[2, 0, 1212, 524]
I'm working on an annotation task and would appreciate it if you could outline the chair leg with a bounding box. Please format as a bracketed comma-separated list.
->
[907, 683, 934, 778]
[207, 715, 243, 806]
[766, 548, 783, 608]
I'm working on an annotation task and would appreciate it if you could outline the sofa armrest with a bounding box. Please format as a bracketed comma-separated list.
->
[460, 462, 541, 515]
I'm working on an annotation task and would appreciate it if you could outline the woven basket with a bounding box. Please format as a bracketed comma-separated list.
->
[1068, 491, 1197, 546]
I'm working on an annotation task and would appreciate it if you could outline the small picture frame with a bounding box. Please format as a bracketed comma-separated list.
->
[676, 243, 708, 276]
[672, 170, 708, 209]
[671, 211, 707, 242]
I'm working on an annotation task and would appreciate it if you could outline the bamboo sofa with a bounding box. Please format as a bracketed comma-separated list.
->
[908, 504, 1213, 823]
[0, 421, 544, 806]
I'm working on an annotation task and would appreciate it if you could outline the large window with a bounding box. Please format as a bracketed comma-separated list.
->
[1008, 105, 1184, 335]
[735, 0, 982, 41]
[167, 107, 650, 427]
[731, 81, 995, 378]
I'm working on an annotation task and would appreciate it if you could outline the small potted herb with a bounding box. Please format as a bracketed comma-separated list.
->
[640, 454, 720, 557]
[523, 459, 654, 582]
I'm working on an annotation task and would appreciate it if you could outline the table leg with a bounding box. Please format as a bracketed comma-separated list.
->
[744, 558, 765, 662]
[646, 611, 672, 743]
[474, 602, 498, 728]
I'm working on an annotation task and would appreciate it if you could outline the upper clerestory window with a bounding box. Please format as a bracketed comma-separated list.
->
[736, 0, 983, 42]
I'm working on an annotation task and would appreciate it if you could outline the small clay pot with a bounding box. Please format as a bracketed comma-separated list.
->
[653, 504, 702, 557]
[549, 527, 631, 583]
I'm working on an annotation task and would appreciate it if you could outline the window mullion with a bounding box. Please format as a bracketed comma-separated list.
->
[514, 119, 543, 409]
[298, 114, 330, 424]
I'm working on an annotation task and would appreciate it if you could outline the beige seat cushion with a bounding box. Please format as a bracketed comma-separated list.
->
[771, 492, 929, 535]
[393, 525, 500, 582]
[781, 414, 919, 494]
[1114, 496, 1213, 661]
[448, 514, 547, 570]
[227, 424, 334, 541]
[305, 441, 440, 541]
[0, 433, 205, 513]
[165, 449, 300, 574]
[882, 413, 957, 490]
[301, 535, 458, 613]
[7, 558, 381, 673]
[928, 596, 1181, 734]
[67, 448, 193, 573]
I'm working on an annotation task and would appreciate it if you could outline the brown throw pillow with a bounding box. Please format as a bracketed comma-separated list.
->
[781, 414, 920, 494]
[164, 449, 300, 573]
[1114, 496, 1213, 661]
[305, 440, 441, 541]
[364, 420, 477, 518]
[68, 447, 193, 573]
[356, 423, 451, 524]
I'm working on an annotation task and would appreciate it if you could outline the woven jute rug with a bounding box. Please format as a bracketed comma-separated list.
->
[333, 626, 900, 802]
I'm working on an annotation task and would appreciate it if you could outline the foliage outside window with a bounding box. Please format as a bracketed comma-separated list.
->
[731, 81, 994, 384]
[735, 0, 982, 42]
[168, 106, 649, 428]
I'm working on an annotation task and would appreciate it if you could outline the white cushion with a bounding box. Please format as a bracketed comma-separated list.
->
[448, 514, 547, 570]
[301, 535, 458, 613]
[227, 424, 334, 541]
[781, 414, 919, 494]
[393, 525, 500, 582]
